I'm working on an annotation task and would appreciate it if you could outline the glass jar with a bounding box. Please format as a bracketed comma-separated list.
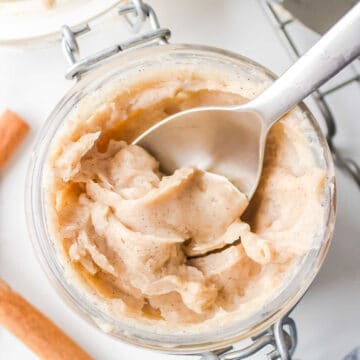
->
[26, 43, 336, 354]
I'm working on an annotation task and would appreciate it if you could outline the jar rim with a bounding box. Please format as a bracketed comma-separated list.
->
[26, 43, 336, 353]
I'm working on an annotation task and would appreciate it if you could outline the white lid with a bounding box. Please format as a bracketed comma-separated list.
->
[0, 0, 122, 45]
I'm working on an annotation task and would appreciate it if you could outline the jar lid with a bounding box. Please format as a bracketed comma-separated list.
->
[0, 0, 121, 45]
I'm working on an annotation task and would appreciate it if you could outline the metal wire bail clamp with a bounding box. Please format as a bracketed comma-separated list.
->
[61, 0, 171, 80]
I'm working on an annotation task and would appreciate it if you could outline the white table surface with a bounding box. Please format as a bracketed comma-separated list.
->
[0, 1, 359, 359]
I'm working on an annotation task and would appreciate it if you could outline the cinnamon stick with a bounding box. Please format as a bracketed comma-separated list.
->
[0, 109, 29, 171]
[0, 279, 92, 360]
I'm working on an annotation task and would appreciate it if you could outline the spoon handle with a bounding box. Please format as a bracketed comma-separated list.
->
[246, 2, 360, 128]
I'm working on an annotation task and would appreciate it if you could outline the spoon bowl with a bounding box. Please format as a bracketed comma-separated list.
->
[135, 106, 265, 197]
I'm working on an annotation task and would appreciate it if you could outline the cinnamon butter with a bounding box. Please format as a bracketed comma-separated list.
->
[45, 66, 326, 332]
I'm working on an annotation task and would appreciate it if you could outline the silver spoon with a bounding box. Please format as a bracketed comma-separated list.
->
[134, 3, 360, 198]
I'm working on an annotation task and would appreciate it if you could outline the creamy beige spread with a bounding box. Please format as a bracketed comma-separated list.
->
[45, 67, 327, 332]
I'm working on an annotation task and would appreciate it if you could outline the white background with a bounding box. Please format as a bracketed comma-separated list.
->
[0, 1, 359, 359]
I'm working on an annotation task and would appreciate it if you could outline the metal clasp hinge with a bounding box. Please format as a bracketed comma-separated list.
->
[61, 0, 171, 81]
[203, 316, 297, 360]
